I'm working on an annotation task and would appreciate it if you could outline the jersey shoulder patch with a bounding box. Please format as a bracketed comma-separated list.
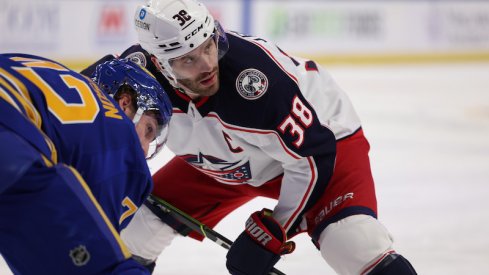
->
[235, 68, 269, 100]
[125, 51, 147, 67]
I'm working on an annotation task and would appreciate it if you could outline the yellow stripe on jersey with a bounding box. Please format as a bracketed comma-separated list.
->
[64, 165, 132, 259]
[40, 130, 58, 164]
[40, 154, 54, 167]
[0, 68, 42, 128]
[10, 56, 68, 71]
[0, 68, 59, 164]
[0, 86, 21, 112]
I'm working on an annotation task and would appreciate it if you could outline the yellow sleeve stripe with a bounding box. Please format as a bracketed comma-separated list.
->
[0, 68, 58, 163]
[64, 165, 132, 259]
[40, 131, 58, 164]
[0, 86, 21, 112]
[10, 57, 68, 71]
[0, 68, 42, 128]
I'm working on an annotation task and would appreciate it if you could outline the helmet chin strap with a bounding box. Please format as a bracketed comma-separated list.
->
[182, 89, 201, 100]
[174, 81, 201, 100]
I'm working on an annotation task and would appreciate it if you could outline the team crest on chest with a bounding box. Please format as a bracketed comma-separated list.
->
[236, 68, 268, 100]
[181, 153, 252, 184]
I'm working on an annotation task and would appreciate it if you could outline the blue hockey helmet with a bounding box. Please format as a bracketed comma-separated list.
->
[92, 58, 172, 159]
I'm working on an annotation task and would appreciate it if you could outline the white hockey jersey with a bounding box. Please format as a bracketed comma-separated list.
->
[120, 31, 362, 235]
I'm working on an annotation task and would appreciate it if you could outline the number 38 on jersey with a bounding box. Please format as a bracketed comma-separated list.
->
[278, 95, 313, 148]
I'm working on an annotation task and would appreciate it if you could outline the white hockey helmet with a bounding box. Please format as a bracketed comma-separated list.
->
[134, 0, 228, 82]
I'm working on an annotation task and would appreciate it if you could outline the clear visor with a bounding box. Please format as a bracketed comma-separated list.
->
[133, 108, 170, 159]
[166, 34, 217, 79]
[146, 122, 169, 159]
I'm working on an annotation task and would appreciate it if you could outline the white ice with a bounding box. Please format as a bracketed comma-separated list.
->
[2, 62, 488, 274]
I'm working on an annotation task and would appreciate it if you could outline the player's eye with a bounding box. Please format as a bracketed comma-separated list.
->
[182, 56, 195, 64]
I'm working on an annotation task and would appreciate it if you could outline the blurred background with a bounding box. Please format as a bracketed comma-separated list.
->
[1, 0, 489, 274]
[2, 0, 489, 68]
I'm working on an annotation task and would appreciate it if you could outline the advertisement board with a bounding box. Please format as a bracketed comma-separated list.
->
[250, 1, 489, 61]
[1, 0, 488, 67]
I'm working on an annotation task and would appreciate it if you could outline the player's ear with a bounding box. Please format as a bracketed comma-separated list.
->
[117, 93, 133, 112]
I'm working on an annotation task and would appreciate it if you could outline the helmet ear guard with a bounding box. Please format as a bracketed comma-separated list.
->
[91, 58, 173, 159]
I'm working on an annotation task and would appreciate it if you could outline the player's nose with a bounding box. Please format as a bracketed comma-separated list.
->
[199, 54, 213, 72]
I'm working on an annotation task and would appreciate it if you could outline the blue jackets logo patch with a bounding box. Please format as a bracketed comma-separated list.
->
[236, 68, 268, 100]
[126, 52, 147, 67]
[181, 153, 252, 184]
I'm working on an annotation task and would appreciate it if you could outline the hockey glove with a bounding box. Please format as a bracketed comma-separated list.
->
[226, 209, 295, 275]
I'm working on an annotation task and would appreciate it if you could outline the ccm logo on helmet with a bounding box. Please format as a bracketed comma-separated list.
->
[245, 217, 273, 246]
[185, 23, 204, 41]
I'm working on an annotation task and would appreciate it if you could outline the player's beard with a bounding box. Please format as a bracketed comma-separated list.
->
[177, 67, 220, 98]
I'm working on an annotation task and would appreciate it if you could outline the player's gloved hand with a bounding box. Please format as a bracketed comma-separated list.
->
[226, 208, 295, 275]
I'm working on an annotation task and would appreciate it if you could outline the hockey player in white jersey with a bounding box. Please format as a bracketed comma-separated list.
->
[85, 0, 418, 274]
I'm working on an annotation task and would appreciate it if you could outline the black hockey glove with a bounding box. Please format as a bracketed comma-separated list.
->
[226, 209, 295, 275]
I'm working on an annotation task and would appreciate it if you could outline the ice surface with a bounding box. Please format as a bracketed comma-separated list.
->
[2, 63, 488, 274]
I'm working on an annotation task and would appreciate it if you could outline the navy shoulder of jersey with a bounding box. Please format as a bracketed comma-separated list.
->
[216, 33, 336, 157]
[217, 32, 302, 126]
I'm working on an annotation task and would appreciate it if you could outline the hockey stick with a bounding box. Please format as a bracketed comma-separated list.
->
[146, 194, 286, 275]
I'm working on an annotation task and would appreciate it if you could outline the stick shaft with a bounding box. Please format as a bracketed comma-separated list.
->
[146, 195, 286, 275]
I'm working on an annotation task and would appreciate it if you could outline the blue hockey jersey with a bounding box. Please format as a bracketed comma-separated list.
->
[0, 53, 152, 230]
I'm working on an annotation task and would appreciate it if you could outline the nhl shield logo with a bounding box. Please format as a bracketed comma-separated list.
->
[69, 245, 90, 266]
[236, 69, 268, 100]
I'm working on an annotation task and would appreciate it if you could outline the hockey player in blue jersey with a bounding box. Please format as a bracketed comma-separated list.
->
[83, 0, 417, 274]
[0, 54, 172, 274]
